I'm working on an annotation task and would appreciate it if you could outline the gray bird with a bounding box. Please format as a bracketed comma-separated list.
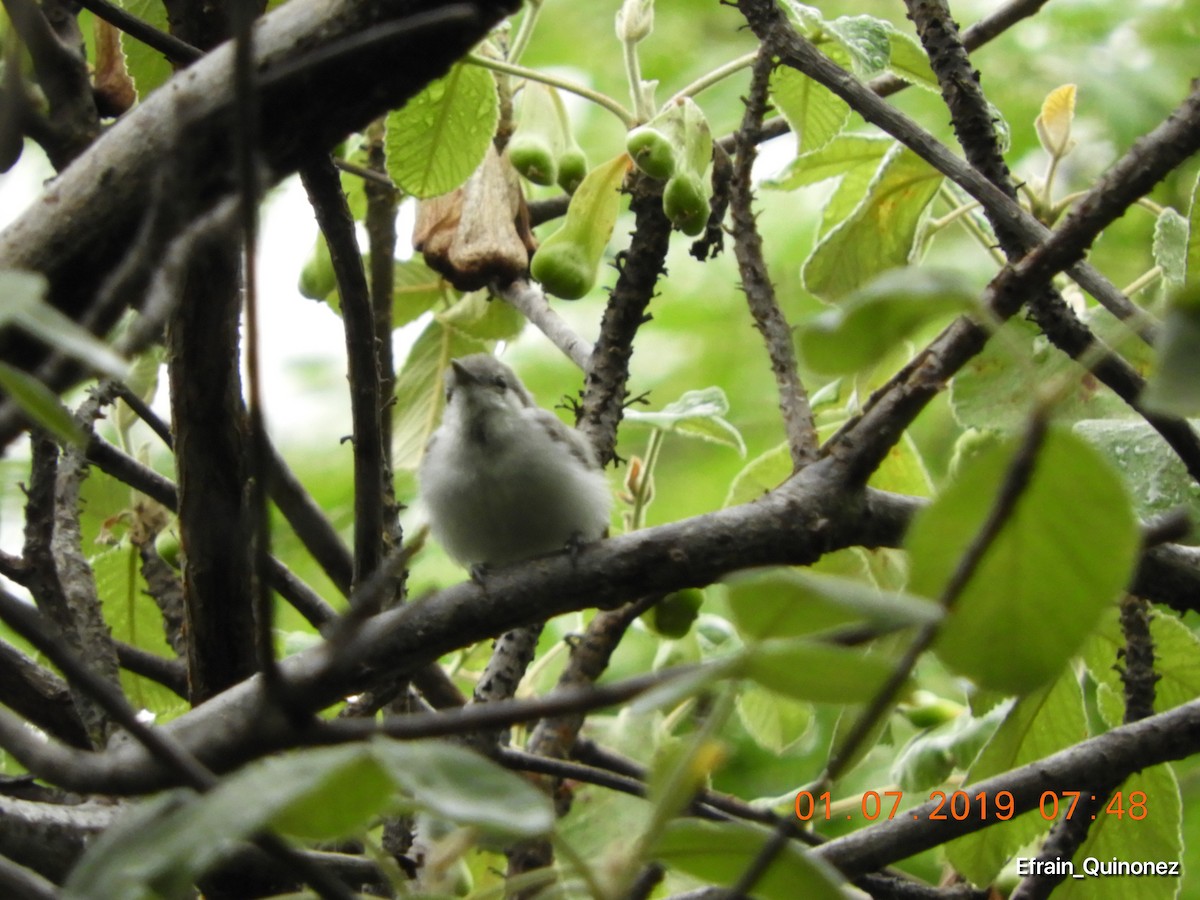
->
[418, 354, 611, 567]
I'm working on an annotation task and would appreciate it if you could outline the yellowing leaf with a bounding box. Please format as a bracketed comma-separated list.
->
[1035, 83, 1076, 159]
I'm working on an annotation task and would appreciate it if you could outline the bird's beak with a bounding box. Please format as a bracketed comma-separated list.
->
[449, 359, 474, 385]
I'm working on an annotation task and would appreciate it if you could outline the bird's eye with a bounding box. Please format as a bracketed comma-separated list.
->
[493, 375, 508, 391]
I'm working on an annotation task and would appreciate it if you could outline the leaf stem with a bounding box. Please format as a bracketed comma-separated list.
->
[506, 0, 542, 65]
[668, 51, 758, 105]
[465, 53, 635, 127]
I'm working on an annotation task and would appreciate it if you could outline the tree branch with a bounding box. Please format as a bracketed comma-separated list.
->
[729, 47, 818, 470]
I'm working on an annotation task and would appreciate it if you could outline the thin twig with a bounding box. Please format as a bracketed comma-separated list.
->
[498, 279, 592, 370]
[300, 157, 386, 591]
[729, 47, 818, 470]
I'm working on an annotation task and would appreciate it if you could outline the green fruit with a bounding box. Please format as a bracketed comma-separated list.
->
[556, 145, 589, 194]
[508, 134, 558, 186]
[298, 235, 336, 303]
[529, 241, 594, 300]
[626, 125, 677, 179]
[154, 530, 181, 569]
[530, 153, 630, 300]
[647, 589, 704, 638]
[663, 171, 711, 236]
[509, 82, 567, 187]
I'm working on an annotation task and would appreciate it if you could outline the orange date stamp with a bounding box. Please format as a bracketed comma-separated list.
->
[794, 789, 1148, 822]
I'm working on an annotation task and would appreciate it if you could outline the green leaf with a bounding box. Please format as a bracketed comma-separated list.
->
[64, 747, 395, 899]
[114, 347, 164, 436]
[1052, 766, 1182, 900]
[870, 430, 936, 498]
[119, 0, 173, 98]
[908, 425, 1139, 694]
[1153, 207, 1188, 293]
[884, 28, 938, 90]
[623, 386, 746, 455]
[950, 306, 1153, 431]
[945, 671, 1086, 884]
[393, 258, 449, 327]
[371, 739, 554, 838]
[63, 791, 197, 900]
[726, 568, 941, 641]
[736, 683, 813, 755]
[738, 638, 897, 703]
[0, 270, 128, 378]
[392, 319, 489, 471]
[1141, 288, 1200, 417]
[0, 361, 87, 447]
[386, 63, 498, 198]
[436, 290, 525, 340]
[725, 442, 792, 507]
[803, 146, 943, 300]
[655, 819, 850, 900]
[1073, 418, 1200, 526]
[795, 268, 975, 373]
[1082, 608, 1200, 725]
[267, 750, 395, 841]
[769, 67, 850, 156]
[824, 15, 891, 79]
[765, 134, 891, 192]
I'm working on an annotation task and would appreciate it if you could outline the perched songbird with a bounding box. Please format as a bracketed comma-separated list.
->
[418, 354, 611, 567]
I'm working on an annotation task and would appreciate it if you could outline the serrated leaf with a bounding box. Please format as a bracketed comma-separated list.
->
[824, 15, 891, 79]
[945, 671, 1085, 884]
[656, 819, 850, 900]
[738, 638, 897, 703]
[386, 63, 498, 198]
[1082, 607, 1200, 725]
[909, 426, 1139, 694]
[796, 268, 976, 373]
[778, 0, 825, 36]
[1153, 207, 1188, 293]
[726, 568, 941, 641]
[0, 362, 87, 447]
[1035, 83, 1077, 159]
[119, 0, 174, 98]
[803, 146, 942, 300]
[392, 320, 489, 471]
[1052, 766, 1182, 900]
[1073, 417, 1200, 526]
[624, 387, 745, 456]
[769, 66, 851, 156]
[371, 739, 554, 838]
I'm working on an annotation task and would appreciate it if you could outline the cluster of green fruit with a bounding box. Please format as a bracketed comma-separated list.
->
[513, 87, 714, 300]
